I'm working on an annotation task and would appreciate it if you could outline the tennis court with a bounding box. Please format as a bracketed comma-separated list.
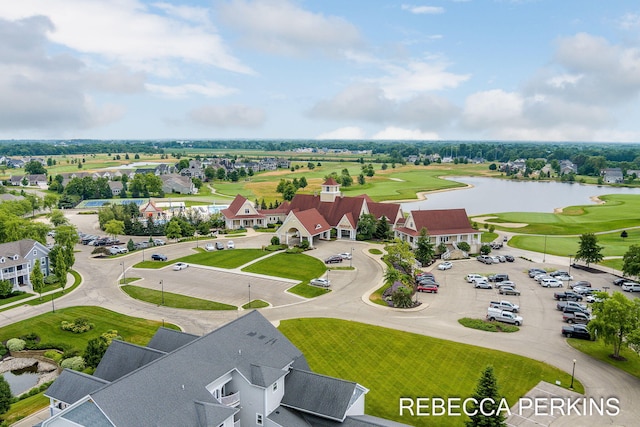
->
[76, 198, 148, 208]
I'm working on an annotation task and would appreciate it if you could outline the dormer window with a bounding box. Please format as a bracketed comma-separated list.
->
[315, 224, 322, 230]
[0, 257, 4, 263]
[244, 209, 250, 214]
[33, 250, 37, 256]
[12, 255, 18, 261]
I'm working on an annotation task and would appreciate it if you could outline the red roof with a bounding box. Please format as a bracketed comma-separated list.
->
[323, 177, 339, 186]
[292, 208, 332, 235]
[221, 194, 266, 220]
[287, 194, 366, 228]
[368, 201, 401, 224]
[400, 209, 477, 236]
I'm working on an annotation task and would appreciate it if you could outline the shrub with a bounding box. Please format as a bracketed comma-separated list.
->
[299, 240, 310, 250]
[60, 318, 95, 334]
[457, 241, 471, 252]
[285, 247, 303, 254]
[44, 350, 63, 363]
[44, 274, 60, 285]
[60, 356, 85, 371]
[270, 236, 280, 246]
[6, 338, 26, 352]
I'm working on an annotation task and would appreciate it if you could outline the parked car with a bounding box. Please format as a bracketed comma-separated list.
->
[173, 262, 188, 271]
[215, 241, 225, 250]
[490, 256, 501, 263]
[151, 254, 167, 261]
[489, 300, 519, 312]
[134, 242, 149, 250]
[476, 255, 493, 264]
[495, 281, 516, 289]
[153, 239, 165, 246]
[497, 255, 506, 262]
[561, 324, 593, 340]
[553, 291, 583, 301]
[338, 252, 352, 260]
[585, 294, 604, 303]
[466, 274, 487, 283]
[487, 308, 523, 326]
[418, 278, 439, 287]
[227, 241, 235, 249]
[437, 261, 452, 270]
[504, 255, 515, 262]
[499, 286, 520, 296]
[563, 311, 592, 324]
[474, 280, 492, 289]
[488, 274, 509, 282]
[324, 255, 343, 264]
[622, 282, 640, 292]
[569, 280, 591, 289]
[204, 243, 215, 251]
[613, 278, 628, 286]
[549, 270, 570, 278]
[417, 284, 438, 293]
[109, 246, 128, 255]
[554, 274, 573, 281]
[540, 278, 563, 288]
[528, 268, 546, 278]
[310, 278, 330, 288]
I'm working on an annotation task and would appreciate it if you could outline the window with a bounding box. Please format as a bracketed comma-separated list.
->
[33, 250, 38, 256]
[256, 414, 263, 425]
[272, 382, 278, 392]
[244, 208, 250, 214]
[0, 258, 4, 264]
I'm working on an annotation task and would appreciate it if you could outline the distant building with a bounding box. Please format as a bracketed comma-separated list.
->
[602, 168, 623, 183]
[0, 239, 51, 292]
[161, 174, 196, 195]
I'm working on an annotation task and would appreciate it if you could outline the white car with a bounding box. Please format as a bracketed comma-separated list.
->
[437, 261, 452, 270]
[541, 278, 563, 288]
[310, 278, 330, 287]
[204, 243, 215, 252]
[466, 274, 487, 283]
[338, 252, 352, 260]
[227, 241, 235, 249]
[173, 262, 188, 271]
[555, 274, 573, 281]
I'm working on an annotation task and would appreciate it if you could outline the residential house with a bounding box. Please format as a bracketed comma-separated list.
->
[559, 160, 577, 175]
[42, 311, 409, 427]
[107, 181, 123, 196]
[179, 160, 204, 179]
[0, 239, 50, 292]
[394, 209, 482, 256]
[161, 174, 196, 195]
[8, 175, 24, 186]
[602, 168, 623, 184]
[221, 196, 267, 230]
[139, 200, 165, 222]
[28, 174, 48, 187]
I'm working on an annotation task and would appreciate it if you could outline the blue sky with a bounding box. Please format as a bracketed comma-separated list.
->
[2, 1, 640, 142]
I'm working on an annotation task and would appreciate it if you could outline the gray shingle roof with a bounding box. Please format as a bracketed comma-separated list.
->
[45, 369, 109, 404]
[268, 406, 412, 427]
[194, 401, 239, 426]
[281, 369, 360, 421]
[93, 340, 166, 382]
[146, 327, 199, 353]
[60, 400, 114, 427]
[250, 363, 287, 387]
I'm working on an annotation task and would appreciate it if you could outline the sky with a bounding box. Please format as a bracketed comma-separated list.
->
[2, 1, 640, 142]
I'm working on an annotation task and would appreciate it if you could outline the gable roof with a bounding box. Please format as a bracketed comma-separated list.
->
[397, 209, 477, 237]
[367, 201, 401, 223]
[146, 327, 199, 353]
[281, 369, 365, 421]
[290, 208, 332, 236]
[222, 194, 249, 217]
[93, 340, 166, 382]
[323, 177, 339, 186]
[288, 194, 367, 228]
[45, 369, 109, 405]
[0, 239, 49, 267]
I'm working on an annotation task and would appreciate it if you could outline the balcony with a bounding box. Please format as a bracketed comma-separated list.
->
[220, 391, 240, 406]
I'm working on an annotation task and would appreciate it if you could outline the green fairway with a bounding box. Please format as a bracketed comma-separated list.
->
[279, 318, 582, 426]
[0, 306, 174, 354]
[481, 194, 640, 235]
[122, 285, 237, 310]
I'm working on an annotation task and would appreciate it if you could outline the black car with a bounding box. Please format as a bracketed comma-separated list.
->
[324, 255, 343, 264]
[151, 254, 167, 261]
[504, 255, 515, 262]
[613, 278, 628, 286]
[215, 241, 225, 250]
[488, 274, 509, 282]
[561, 324, 593, 340]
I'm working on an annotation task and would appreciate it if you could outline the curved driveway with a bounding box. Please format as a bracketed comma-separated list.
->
[2, 227, 639, 426]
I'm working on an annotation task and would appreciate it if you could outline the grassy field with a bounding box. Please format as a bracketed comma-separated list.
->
[279, 318, 583, 426]
[0, 306, 175, 353]
[241, 252, 326, 281]
[178, 249, 270, 269]
[568, 338, 640, 378]
[121, 285, 237, 310]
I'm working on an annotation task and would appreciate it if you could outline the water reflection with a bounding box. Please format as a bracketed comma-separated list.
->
[401, 177, 640, 216]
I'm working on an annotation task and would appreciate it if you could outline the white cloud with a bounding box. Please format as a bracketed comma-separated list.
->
[218, 0, 362, 56]
[315, 126, 366, 140]
[619, 13, 640, 30]
[188, 104, 266, 128]
[309, 84, 394, 122]
[462, 89, 524, 130]
[0, 0, 253, 75]
[146, 82, 237, 98]
[372, 127, 439, 140]
[401, 5, 445, 15]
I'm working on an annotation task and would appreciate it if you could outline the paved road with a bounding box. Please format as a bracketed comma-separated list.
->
[4, 212, 639, 426]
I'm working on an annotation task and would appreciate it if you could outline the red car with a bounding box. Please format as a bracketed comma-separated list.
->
[417, 284, 438, 293]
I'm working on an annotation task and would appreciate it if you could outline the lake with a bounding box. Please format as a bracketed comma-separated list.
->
[401, 177, 640, 216]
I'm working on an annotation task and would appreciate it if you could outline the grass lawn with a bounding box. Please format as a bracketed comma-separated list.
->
[0, 306, 176, 354]
[242, 300, 269, 309]
[567, 338, 640, 378]
[121, 285, 236, 310]
[0, 292, 34, 307]
[179, 249, 269, 269]
[279, 318, 582, 426]
[20, 270, 82, 309]
[2, 392, 49, 426]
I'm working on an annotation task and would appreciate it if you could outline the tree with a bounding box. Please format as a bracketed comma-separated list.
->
[0, 280, 13, 298]
[0, 375, 11, 415]
[31, 259, 45, 300]
[105, 220, 125, 239]
[623, 245, 640, 279]
[44, 193, 58, 212]
[24, 160, 46, 175]
[374, 216, 392, 240]
[575, 233, 604, 267]
[466, 366, 507, 427]
[165, 219, 183, 241]
[589, 292, 640, 359]
[621, 230, 628, 239]
[358, 174, 365, 185]
[84, 336, 110, 368]
[391, 285, 413, 308]
[356, 213, 377, 240]
[385, 239, 415, 276]
[54, 254, 68, 291]
[299, 176, 308, 188]
[49, 209, 68, 227]
[414, 228, 435, 266]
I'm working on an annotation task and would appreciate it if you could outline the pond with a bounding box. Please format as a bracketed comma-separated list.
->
[401, 177, 640, 216]
[3, 363, 39, 396]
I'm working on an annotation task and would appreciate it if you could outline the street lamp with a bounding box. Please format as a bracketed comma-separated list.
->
[120, 262, 125, 284]
[51, 293, 55, 313]
[568, 254, 573, 286]
[350, 247, 354, 268]
[248, 283, 251, 306]
[570, 359, 576, 389]
[543, 235, 547, 263]
[160, 280, 164, 306]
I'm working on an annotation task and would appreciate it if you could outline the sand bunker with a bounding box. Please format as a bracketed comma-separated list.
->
[473, 216, 529, 228]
